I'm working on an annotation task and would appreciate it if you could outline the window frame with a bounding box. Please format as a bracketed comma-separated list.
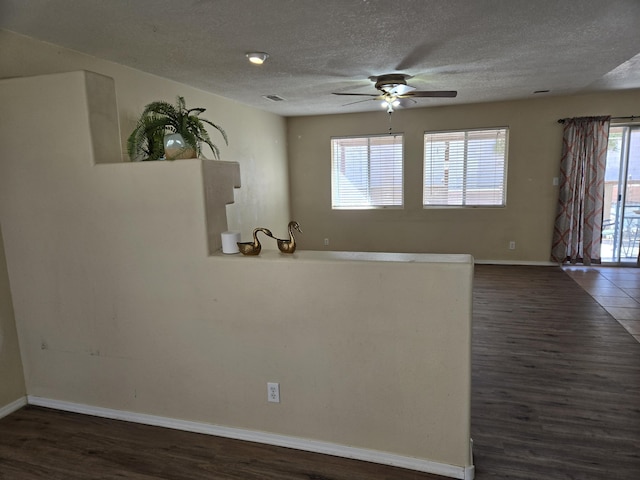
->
[330, 133, 404, 210]
[422, 127, 509, 209]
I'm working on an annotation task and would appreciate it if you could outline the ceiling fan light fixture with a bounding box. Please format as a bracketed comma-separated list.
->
[381, 96, 401, 113]
[246, 52, 269, 65]
[381, 97, 400, 107]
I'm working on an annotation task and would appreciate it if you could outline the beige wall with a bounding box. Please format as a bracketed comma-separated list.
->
[287, 89, 640, 261]
[0, 224, 26, 408]
[0, 71, 473, 474]
[0, 29, 290, 240]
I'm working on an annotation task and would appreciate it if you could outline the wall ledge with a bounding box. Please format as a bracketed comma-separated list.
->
[27, 396, 473, 479]
[212, 249, 474, 265]
[201, 159, 241, 254]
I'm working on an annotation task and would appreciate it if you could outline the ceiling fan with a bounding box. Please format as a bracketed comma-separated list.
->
[333, 73, 457, 112]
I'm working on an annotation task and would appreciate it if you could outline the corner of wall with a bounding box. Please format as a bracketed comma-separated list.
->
[202, 160, 242, 254]
[83, 71, 124, 164]
[0, 223, 27, 409]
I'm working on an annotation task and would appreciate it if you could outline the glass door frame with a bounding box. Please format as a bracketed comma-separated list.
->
[602, 124, 640, 265]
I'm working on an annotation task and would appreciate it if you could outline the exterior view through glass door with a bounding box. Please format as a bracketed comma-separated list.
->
[602, 125, 640, 263]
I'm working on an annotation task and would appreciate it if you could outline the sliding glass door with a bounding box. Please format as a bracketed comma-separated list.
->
[601, 125, 640, 263]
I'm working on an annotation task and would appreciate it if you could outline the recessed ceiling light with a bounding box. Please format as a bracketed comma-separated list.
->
[246, 52, 269, 65]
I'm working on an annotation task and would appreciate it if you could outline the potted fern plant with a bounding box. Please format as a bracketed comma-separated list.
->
[127, 96, 228, 161]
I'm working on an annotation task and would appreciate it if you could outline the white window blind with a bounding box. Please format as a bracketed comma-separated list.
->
[423, 128, 508, 207]
[331, 134, 403, 209]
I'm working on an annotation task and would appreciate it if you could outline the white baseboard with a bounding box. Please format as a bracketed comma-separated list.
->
[27, 396, 473, 480]
[0, 396, 27, 419]
[475, 259, 559, 266]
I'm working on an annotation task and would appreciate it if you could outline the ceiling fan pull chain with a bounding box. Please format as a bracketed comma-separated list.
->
[388, 111, 393, 135]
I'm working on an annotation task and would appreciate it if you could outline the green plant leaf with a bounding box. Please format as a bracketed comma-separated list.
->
[128, 95, 228, 161]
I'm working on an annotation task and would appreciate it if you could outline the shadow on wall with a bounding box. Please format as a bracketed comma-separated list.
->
[0, 221, 27, 408]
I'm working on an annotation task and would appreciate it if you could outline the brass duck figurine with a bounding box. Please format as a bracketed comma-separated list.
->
[237, 227, 273, 256]
[273, 221, 302, 254]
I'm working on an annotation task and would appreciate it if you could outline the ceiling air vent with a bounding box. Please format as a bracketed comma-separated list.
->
[263, 94, 286, 102]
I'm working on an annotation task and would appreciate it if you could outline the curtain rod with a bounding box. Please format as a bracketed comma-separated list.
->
[557, 115, 640, 124]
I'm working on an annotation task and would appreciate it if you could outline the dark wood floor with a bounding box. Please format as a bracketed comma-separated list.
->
[1, 266, 639, 479]
[0, 405, 445, 480]
[471, 265, 640, 479]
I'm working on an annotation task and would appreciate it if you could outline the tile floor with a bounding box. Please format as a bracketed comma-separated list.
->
[564, 265, 640, 343]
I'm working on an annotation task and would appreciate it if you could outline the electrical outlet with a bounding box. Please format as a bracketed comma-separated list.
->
[267, 382, 280, 403]
[324, 238, 329, 246]
[509, 241, 516, 250]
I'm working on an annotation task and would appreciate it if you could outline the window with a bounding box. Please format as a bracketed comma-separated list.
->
[423, 128, 508, 207]
[331, 134, 403, 209]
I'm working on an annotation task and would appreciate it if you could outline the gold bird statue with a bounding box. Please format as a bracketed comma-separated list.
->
[273, 221, 302, 254]
[237, 227, 273, 256]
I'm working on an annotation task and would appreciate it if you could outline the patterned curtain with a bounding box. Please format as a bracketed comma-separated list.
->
[551, 116, 611, 265]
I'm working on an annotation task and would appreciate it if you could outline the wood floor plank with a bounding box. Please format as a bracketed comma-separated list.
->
[2, 265, 639, 479]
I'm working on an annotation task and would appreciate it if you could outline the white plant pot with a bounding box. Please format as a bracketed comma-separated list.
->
[164, 133, 197, 160]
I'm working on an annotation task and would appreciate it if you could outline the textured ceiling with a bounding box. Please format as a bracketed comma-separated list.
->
[2, 0, 640, 116]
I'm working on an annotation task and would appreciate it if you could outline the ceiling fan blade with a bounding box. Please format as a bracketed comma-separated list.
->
[387, 84, 415, 96]
[341, 98, 381, 106]
[397, 98, 417, 107]
[404, 90, 458, 98]
[332, 92, 379, 97]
